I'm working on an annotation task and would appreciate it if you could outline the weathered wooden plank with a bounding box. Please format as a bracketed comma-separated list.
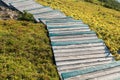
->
[89, 72, 120, 80]
[55, 49, 109, 61]
[53, 42, 104, 49]
[48, 27, 89, 32]
[51, 36, 97, 42]
[49, 31, 95, 37]
[39, 17, 73, 22]
[49, 28, 91, 33]
[27, 7, 53, 14]
[61, 61, 120, 80]
[51, 39, 103, 46]
[11, 0, 35, 7]
[33, 10, 66, 22]
[1, 0, 28, 6]
[18, 4, 43, 11]
[67, 66, 120, 80]
[58, 60, 112, 74]
[47, 25, 89, 30]
[54, 50, 110, 57]
[56, 57, 113, 66]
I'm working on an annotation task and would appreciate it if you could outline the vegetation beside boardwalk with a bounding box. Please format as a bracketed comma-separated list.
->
[0, 20, 59, 80]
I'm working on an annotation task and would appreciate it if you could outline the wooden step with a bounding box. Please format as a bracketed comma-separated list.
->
[1, 0, 28, 6]
[51, 36, 97, 42]
[51, 39, 103, 46]
[66, 65, 120, 80]
[41, 17, 74, 24]
[2, 0, 23, 4]
[58, 60, 112, 73]
[18, 3, 43, 12]
[11, 0, 35, 8]
[56, 57, 113, 66]
[54, 50, 110, 58]
[46, 19, 83, 23]
[89, 72, 120, 80]
[49, 31, 95, 37]
[26, 6, 45, 11]
[53, 42, 104, 50]
[40, 17, 73, 22]
[55, 50, 109, 61]
[49, 28, 91, 33]
[28, 7, 53, 14]
[46, 22, 85, 27]
[33, 10, 59, 15]
[48, 27, 89, 32]
[54, 46, 107, 53]
[47, 24, 89, 29]
[61, 61, 120, 80]
[50, 34, 96, 40]
[33, 10, 66, 22]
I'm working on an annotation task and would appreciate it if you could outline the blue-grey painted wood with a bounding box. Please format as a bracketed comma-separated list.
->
[58, 60, 113, 73]
[49, 31, 95, 37]
[39, 16, 73, 21]
[61, 61, 120, 79]
[27, 7, 53, 14]
[47, 25, 89, 29]
[66, 66, 120, 80]
[46, 20, 83, 23]
[51, 39, 103, 46]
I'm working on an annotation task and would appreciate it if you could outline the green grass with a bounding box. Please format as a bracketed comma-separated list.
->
[36, 0, 120, 60]
[0, 20, 59, 80]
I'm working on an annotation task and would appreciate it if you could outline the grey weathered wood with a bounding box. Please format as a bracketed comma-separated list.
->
[48, 27, 90, 32]
[47, 22, 84, 27]
[27, 7, 53, 14]
[49, 28, 91, 33]
[53, 42, 105, 50]
[11, 0, 35, 7]
[56, 57, 113, 66]
[51, 36, 97, 42]
[33, 11, 66, 22]
[40, 17, 74, 23]
[54, 50, 109, 57]
[89, 72, 120, 80]
[1, 0, 26, 6]
[58, 60, 112, 73]
[67, 66, 120, 80]
[17, 4, 43, 12]
[55, 52, 110, 61]
[53, 46, 107, 53]
[50, 34, 96, 40]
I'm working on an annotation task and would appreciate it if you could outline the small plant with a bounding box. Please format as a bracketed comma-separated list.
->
[18, 11, 35, 22]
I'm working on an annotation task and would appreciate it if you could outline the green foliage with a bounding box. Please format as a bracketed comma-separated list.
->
[83, 0, 120, 11]
[18, 11, 35, 22]
[36, 0, 120, 60]
[101, 0, 120, 11]
[0, 20, 59, 80]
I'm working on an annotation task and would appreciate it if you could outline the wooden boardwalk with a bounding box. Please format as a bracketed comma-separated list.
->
[2, 0, 120, 80]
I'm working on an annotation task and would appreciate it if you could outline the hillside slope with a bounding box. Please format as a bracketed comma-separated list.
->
[0, 20, 59, 80]
[36, 0, 120, 59]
